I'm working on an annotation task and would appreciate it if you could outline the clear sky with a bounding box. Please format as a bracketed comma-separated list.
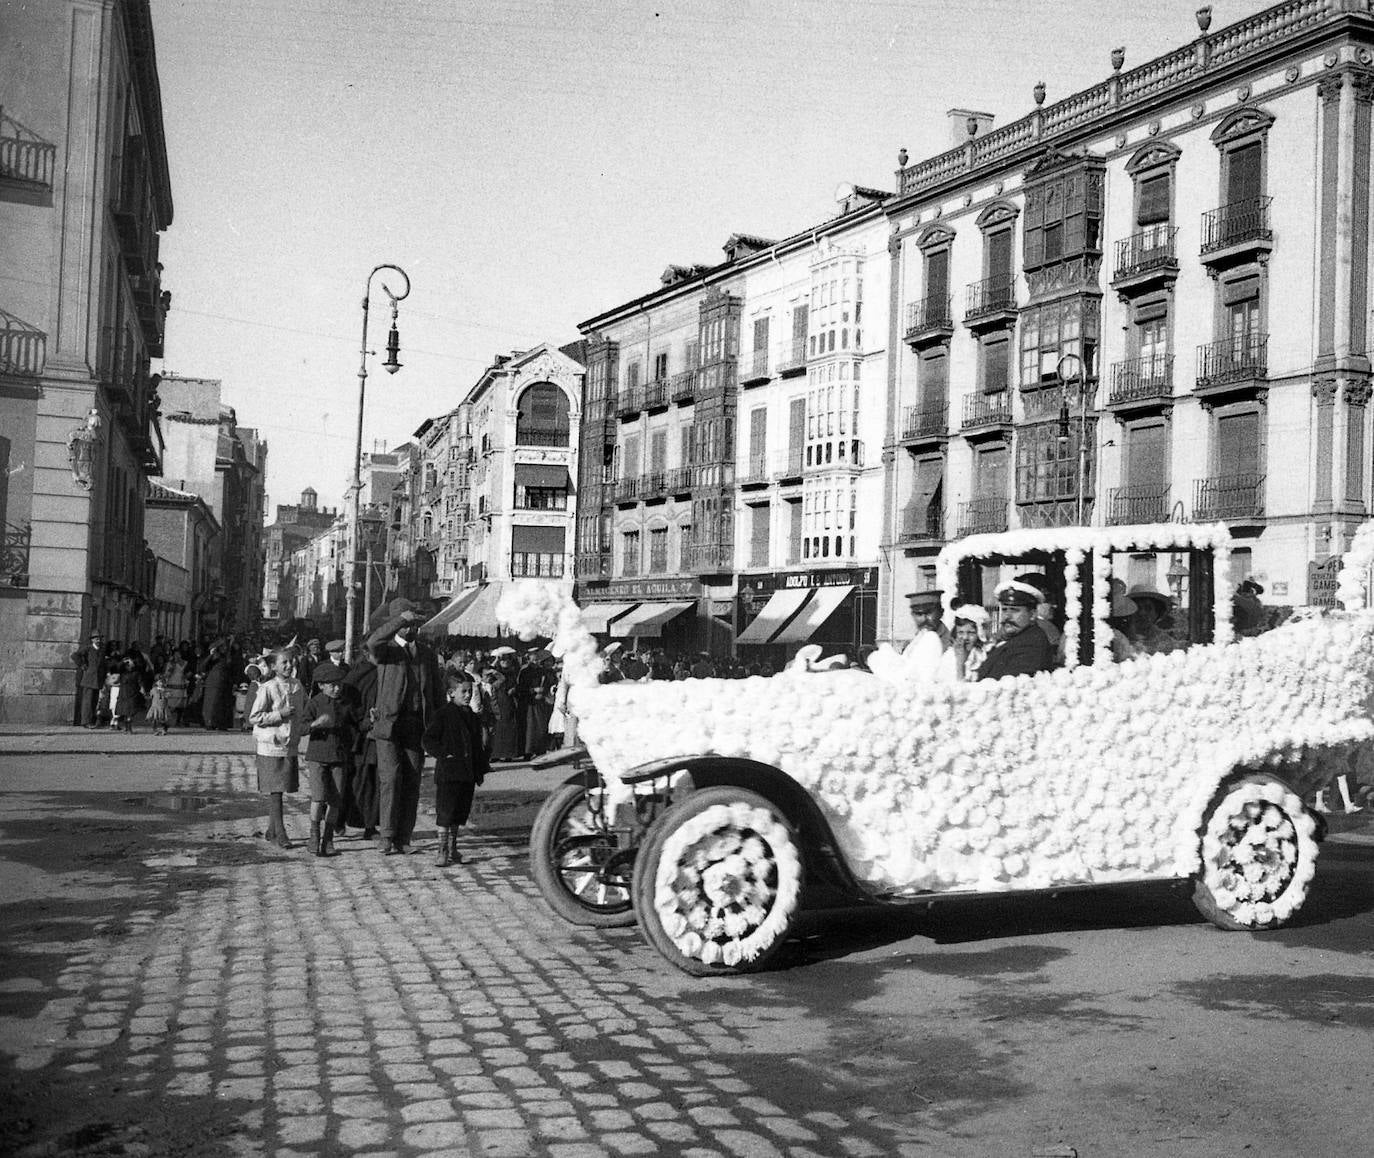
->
[150, 0, 1261, 516]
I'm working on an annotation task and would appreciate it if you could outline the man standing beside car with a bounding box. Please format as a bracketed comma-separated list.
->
[977, 580, 1056, 681]
[366, 599, 443, 855]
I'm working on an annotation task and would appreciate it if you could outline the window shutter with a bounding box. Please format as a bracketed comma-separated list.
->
[1134, 298, 1168, 324]
[749, 504, 770, 567]
[1218, 412, 1260, 477]
[792, 305, 808, 340]
[749, 408, 767, 461]
[1127, 422, 1168, 488]
[983, 337, 1010, 394]
[1222, 275, 1260, 306]
[650, 430, 667, 472]
[788, 397, 806, 457]
[978, 446, 1009, 500]
[920, 350, 949, 403]
[926, 249, 949, 298]
[987, 229, 1012, 286]
[753, 317, 770, 351]
[1137, 173, 1171, 225]
[1227, 142, 1263, 205]
[624, 435, 640, 476]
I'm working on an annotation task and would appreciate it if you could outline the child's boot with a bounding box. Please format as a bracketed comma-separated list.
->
[310, 819, 322, 858]
[449, 828, 463, 866]
[435, 828, 452, 868]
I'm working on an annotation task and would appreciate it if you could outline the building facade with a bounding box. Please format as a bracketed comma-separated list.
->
[882, 0, 1374, 641]
[575, 204, 893, 662]
[157, 375, 267, 637]
[0, 0, 173, 722]
[261, 486, 337, 625]
[423, 344, 583, 640]
[144, 479, 219, 643]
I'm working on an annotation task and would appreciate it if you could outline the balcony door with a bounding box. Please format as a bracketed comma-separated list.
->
[1126, 421, 1167, 492]
[976, 445, 1008, 499]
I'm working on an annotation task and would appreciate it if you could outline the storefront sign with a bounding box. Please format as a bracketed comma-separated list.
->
[605, 577, 703, 600]
[1307, 557, 1341, 609]
[739, 567, 878, 598]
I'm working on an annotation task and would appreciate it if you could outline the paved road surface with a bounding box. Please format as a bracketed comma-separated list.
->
[1, 728, 1372, 1157]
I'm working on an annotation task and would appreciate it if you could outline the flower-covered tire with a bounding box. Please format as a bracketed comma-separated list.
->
[1192, 773, 1320, 931]
[632, 787, 803, 976]
[530, 783, 636, 928]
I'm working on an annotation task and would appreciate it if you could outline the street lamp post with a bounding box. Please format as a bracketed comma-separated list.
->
[1055, 353, 1091, 526]
[344, 264, 410, 664]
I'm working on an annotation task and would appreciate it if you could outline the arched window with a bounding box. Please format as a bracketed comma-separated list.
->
[515, 382, 570, 447]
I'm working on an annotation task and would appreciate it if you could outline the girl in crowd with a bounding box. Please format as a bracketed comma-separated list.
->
[249, 648, 306, 849]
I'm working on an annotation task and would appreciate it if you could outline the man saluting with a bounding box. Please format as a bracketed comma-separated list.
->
[900, 589, 950, 682]
[977, 580, 1056, 681]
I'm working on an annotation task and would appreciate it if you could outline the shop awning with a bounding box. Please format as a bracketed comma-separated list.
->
[609, 601, 695, 638]
[579, 602, 637, 634]
[447, 582, 506, 638]
[771, 585, 854, 645]
[418, 585, 484, 636]
[513, 463, 570, 489]
[736, 587, 811, 645]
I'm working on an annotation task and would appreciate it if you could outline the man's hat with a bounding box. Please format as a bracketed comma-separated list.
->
[386, 598, 418, 618]
[603, 642, 623, 656]
[1239, 578, 1265, 596]
[994, 580, 1042, 608]
[325, 639, 346, 654]
[312, 661, 345, 684]
[1127, 585, 1172, 613]
[904, 589, 943, 609]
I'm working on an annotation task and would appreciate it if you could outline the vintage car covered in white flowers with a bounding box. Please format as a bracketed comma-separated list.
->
[507, 523, 1374, 976]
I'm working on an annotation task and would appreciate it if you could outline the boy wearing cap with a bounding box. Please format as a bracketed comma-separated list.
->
[301, 661, 357, 857]
[977, 580, 1056, 681]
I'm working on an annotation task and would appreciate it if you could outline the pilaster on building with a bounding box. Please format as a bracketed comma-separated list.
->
[0, 1, 177, 723]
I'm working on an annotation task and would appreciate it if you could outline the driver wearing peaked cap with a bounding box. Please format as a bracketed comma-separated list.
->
[900, 589, 950, 683]
[977, 579, 1057, 681]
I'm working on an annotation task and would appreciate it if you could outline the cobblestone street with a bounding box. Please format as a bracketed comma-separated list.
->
[3, 739, 1374, 1157]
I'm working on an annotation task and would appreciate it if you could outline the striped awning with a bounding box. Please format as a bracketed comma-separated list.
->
[446, 582, 506, 638]
[770, 585, 854, 645]
[736, 587, 811, 645]
[608, 601, 694, 638]
[419, 585, 483, 636]
[579, 602, 637, 634]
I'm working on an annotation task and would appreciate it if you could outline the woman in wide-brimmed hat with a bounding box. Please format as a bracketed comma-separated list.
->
[1127, 585, 1179, 655]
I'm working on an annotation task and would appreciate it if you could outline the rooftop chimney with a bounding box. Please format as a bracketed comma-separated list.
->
[948, 108, 995, 147]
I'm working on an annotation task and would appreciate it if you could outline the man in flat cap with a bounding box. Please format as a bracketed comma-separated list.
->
[977, 580, 1056, 680]
[900, 589, 950, 682]
[365, 597, 444, 854]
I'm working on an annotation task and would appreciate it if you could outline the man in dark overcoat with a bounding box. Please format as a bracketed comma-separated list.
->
[73, 630, 107, 727]
[977, 581, 1056, 681]
[365, 598, 443, 854]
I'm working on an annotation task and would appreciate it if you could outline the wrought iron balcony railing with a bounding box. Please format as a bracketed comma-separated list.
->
[905, 294, 954, 340]
[669, 369, 697, 403]
[900, 505, 944, 543]
[642, 379, 668, 408]
[777, 337, 807, 376]
[1201, 196, 1273, 255]
[616, 387, 642, 417]
[964, 277, 1016, 321]
[901, 402, 949, 441]
[1107, 483, 1171, 525]
[640, 471, 667, 498]
[1196, 334, 1268, 390]
[514, 427, 571, 448]
[666, 466, 694, 493]
[740, 456, 770, 485]
[1114, 225, 1179, 281]
[1193, 473, 1265, 522]
[741, 348, 770, 385]
[962, 392, 1013, 430]
[613, 476, 641, 503]
[1109, 353, 1174, 405]
[956, 498, 1008, 537]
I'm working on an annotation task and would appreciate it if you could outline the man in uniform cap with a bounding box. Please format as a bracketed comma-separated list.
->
[977, 580, 1056, 680]
[900, 589, 950, 682]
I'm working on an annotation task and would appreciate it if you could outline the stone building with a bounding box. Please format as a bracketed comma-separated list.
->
[156, 375, 267, 637]
[0, 0, 173, 722]
[144, 480, 219, 643]
[574, 199, 893, 663]
[261, 486, 337, 626]
[882, 0, 1374, 638]
[423, 343, 584, 640]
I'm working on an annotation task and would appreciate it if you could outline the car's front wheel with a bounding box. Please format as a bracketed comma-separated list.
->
[1192, 773, 1319, 931]
[632, 787, 803, 976]
[529, 782, 636, 927]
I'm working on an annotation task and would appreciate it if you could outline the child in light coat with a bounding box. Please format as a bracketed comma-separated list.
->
[248, 649, 306, 849]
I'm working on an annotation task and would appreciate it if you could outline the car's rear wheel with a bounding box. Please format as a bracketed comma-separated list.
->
[529, 782, 636, 927]
[632, 787, 802, 976]
[1192, 773, 1319, 931]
